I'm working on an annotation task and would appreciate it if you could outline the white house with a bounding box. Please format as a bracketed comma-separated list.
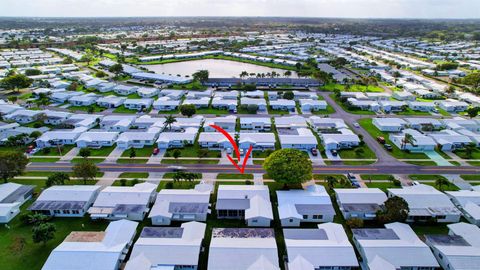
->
[347, 98, 380, 112]
[64, 114, 102, 129]
[428, 129, 472, 151]
[442, 117, 480, 132]
[238, 132, 276, 150]
[75, 131, 119, 148]
[408, 101, 436, 112]
[240, 117, 271, 131]
[68, 93, 99, 106]
[100, 115, 136, 132]
[216, 185, 273, 227]
[42, 110, 72, 125]
[159, 89, 185, 100]
[373, 117, 407, 132]
[0, 183, 34, 223]
[114, 84, 138, 96]
[393, 91, 416, 101]
[186, 90, 212, 99]
[335, 188, 388, 220]
[211, 97, 237, 111]
[299, 99, 327, 112]
[149, 188, 211, 225]
[366, 92, 391, 101]
[284, 223, 359, 270]
[240, 97, 267, 111]
[308, 117, 348, 131]
[204, 115, 237, 132]
[29, 185, 102, 217]
[214, 90, 238, 100]
[390, 129, 437, 152]
[405, 118, 444, 131]
[50, 91, 83, 103]
[379, 100, 407, 113]
[278, 127, 318, 150]
[437, 100, 469, 112]
[320, 129, 361, 150]
[208, 228, 279, 270]
[96, 95, 126, 108]
[269, 99, 296, 111]
[133, 115, 165, 129]
[352, 222, 439, 270]
[42, 220, 138, 270]
[425, 222, 480, 270]
[136, 87, 159, 98]
[35, 129, 85, 148]
[182, 97, 210, 108]
[156, 127, 198, 149]
[153, 97, 181, 111]
[277, 185, 335, 227]
[88, 183, 157, 221]
[123, 98, 153, 111]
[445, 190, 480, 226]
[4, 109, 44, 124]
[387, 184, 461, 223]
[293, 91, 318, 101]
[241, 90, 264, 98]
[116, 129, 160, 149]
[125, 222, 206, 270]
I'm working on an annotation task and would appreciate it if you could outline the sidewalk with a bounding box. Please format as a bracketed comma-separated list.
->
[96, 171, 122, 187]
[57, 147, 80, 163]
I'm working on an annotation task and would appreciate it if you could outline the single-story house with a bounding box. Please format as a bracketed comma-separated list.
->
[347, 98, 380, 112]
[408, 101, 436, 112]
[437, 100, 469, 112]
[352, 222, 439, 270]
[299, 99, 327, 112]
[68, 93, 99, 107]
[366, 92, 391, 101]
[4, 109, 44, 124]
[182, 97, 210, 109]
[373, 117, 407, 132]
[75, 131, 119, 148]
[240, 97, 267, 111]
[284, 223, 359, 270]
[308, 117, 348, 131]
[335, 188, 388, 220]
[216, 185, 273, 227]
[278, 128, 318, 150]
[153, 97, 181, 111]
[116, 129, 160, 149]
[274, 115, 308, 129]
[269, 99, 296, 111]
[149, 188, 211, 225]
[114, 85, 138, 96]
[211, 97, 237, 111]
[428, 129, 472, 151]
[100, 115, 136, 132]
[277, 185, 335, 227]
[214, 90, 238, 100]
[240, 117, 271, 131]
[445, 190, 480, 226]
[88, 183, 157, 221]
[123, 98, 153, 111]
[42, 110, 72, 125]
[156, 128, 198, 149]
[393, 91, 416, 101]
[204, 115, 237, 132]
[42, 220, 138, 270]
[159, 89, 185, 100]
[387, 184, 461, 223]
[405, 118, 444, 131]
[390, 129, 437, 151]
[293, 91, 318, 101]
[320, 129, 360, 150]
[50, 91, 83, 103]
[379, 100, 407, 113]
[136, 87, 159, 98]
[96, 95, 126, 108]
[125, 222, 206, 270]
[35, 129, 85, 148]
[238, 132, 276, 150]
[29, 185, 102, 217]
[0, 183, 34, 223]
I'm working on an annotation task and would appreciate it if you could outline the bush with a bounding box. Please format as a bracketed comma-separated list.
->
[393, 179, 401, 186]
[42, 148, 51, 154]
[165, 182, 174, 189]
[245, 180, 253, 185]
[346, 218, 364, 228]
[119, 179, 127, 186]
[33, 123, 42, 128]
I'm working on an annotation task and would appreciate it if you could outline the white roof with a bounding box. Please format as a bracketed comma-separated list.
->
[354, 222, 439, 268]
[42, 219, 138, 270]
[388, 184, 460, 213]
[0, 183, 25, 202]
[284, 223, 358, 267]
[274, 116, 307, 128]
[277, 185, 332, 219]
[334, 188, 387, 205]
[149, 189, 210, 218]
[36, 185, 102, 202]
[92, 183, 156, 208]
[125, 222, 206, 269]
[76, 131, 119, 143]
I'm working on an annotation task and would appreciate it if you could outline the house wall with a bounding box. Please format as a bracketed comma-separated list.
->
[0, 205, 20, 223]
[280, 217, 301, 227]
[247, 217, 271, 227]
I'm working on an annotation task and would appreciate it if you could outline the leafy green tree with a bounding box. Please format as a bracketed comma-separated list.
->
[79, 148, 91, 159]
[180, 104, 196, 117]
[192, 70, 209, 83]
[461, 72, 480, 89]
[464, 142, 477, 159]
[46, 172, 70, 187]
[435, 178, 450, 191]
[95, 70, 107, 78]
[67, 82, 79, 91]
[263, 149, 312, 187]
[108, 63, 124, 75]
[172, 149, 182, 159]
[32, 223, 56, 245]
[0, 151, 28, 183]
[24, 69, 42, 76]
[129, 148, 137, 159]
[282, 91, 294, 100]
[325, 176, 338, 190]
[376, 196, 409, 224]
[346, 218, 364, 228]
[72, 160, 99, 184]
[466, 107, 480, 119]
[0, 74, 33, 91]
[246, 104, 259, 114]
[20, 213, 50, 226]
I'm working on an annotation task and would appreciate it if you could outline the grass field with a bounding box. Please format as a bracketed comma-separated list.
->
[216, 174, 254, 180]
[161, 159, 219, 165]
[116, 158, 149, 164]
[360, 174, 393, 180]
[165, 145, 221, 158]
[121, 146, 155, 157]
[320, 83, 384, 92]
[118, 172, 149, 178]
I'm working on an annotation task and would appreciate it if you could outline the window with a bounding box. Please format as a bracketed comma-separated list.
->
[289, 219, 294, 222]
[302, 215, 308, 219]
[53, 210, 61, 214]
[63, 210, 70, 214]
[436, 215, 446, 220]
[72, 210, 80, 214]
[313, 214, 323, 220]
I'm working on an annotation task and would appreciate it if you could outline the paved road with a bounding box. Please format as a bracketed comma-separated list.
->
[26, 162, 480, 175]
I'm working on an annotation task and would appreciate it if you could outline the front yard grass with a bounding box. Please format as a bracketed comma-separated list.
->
[121, 146, 155, 157]
[28, 157, 60, 163]
[116, 158, 149, 164]
[195, 107, 229, 115]
[79, 146, 116, 157]
[161, 159, 219, 165]
[118, 172, 149, 178]
[33, 145, 75, 157]
[320, 83, 384, 92]
[409, 174, 448, 181]
[113, 106, 140, 114]
[310, 105, 336, 115]
[165, 145, 221, 158]
[358, 118, 430, 160]
[460, 175, 480, 181]
[216, 174, 254, 180]
[361, 174, 393, 181]
[365, 182, 397, 191]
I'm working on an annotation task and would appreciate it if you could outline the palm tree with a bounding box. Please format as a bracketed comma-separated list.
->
[464, 142, 476, 159]
[401, 133, 417, 150]
[164, 115, 177, 131]
[435, 178, 450, 191]
[325, 176, 338, 190]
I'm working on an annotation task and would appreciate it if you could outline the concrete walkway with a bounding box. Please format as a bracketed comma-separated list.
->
[425, 151, 452, 166]
[309, 152, 326, 165]
[442, 174, 472, 190]
[203, 173, 218, 185]
[443, 151, 471, 166]
[96, 171, 122, 187]
[147, 150, 165, 164]
[146, 172, 164, 186]
[57, 147, 80, 163]
[102, 146, 124, 164]
[253, 173, 264, 185]
[393, 174, 412, 186]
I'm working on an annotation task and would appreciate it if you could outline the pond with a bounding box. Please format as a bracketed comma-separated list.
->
[141, 59, 299, 78]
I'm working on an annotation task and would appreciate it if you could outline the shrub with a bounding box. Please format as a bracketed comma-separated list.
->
[165, 182, 174, 189]
[119, 179, 127, 186]
[346, 218, 364, 228]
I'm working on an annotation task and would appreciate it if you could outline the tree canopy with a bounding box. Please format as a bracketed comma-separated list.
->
[192, 70, 209, 83]
[46, 172, 70, 187]
[263, 149, 312, 186]
[0, 74, 33, 90]
[180, 104, 196, 117]
[72, 160, 99, 184]
[0, 151, 29, 183]
[376, 196, 409, 224]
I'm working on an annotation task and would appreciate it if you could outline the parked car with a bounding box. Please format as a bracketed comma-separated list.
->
[331, 149, 338, 156]
[25, 145, 35, 154]
[376, 136, 386, 144]
[311, 148, 318, 156]
[353, 122, 360, 128]
[152, 148, 159, 155]
[384, 144, 393, 151]
[347, 173, 357, 181]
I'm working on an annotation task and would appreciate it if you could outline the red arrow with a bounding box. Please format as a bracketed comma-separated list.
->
[209, 124, 253, 174]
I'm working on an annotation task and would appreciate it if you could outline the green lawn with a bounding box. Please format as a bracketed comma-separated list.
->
[195, 107, 229, 115]
[310, 105, 336, 115]
[396, 108, 431, 116]
[121, 146, 155, 157]
[313, 174, 347, 181]
[216, 174, 254, 180]
[0, 207, 109, 270]
[113, 106, 140, 114]
[33, 146, 75, 157]
[112, 179, 146, 186]
[358, 118, 430, 160]
[28, 158, 60, 163]
[10, 179, 98, 193]
[409, 174, 448, 181]
[321, 83, 384, 92]
[70, 158, 104, 164]
[454, 148, 480, 160]
[21, 171, 104, 178]
[330, 94, 376, 115]
[118, 172, 149, 178]
[365, 182, 397, 191]
[338, 145, 376, 160]
[420, 182, 460, 191]
[161, 159, 219, 165]
[68, 104, 105, 113]
[361, 174, 393, 181]
[162, 173, 203, 179]
[404, 160, 438, 166]
[157, 181, 199, 191]
[460, 175, 480, 181]
[411, 223, 449, 237]
[165, 145, 221, 158]
[79, 146, 116, 157]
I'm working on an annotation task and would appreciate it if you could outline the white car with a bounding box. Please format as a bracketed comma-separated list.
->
[353, 122, 360, 128]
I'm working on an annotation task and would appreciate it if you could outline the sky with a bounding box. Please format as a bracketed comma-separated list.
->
[0, 0, 479, 19]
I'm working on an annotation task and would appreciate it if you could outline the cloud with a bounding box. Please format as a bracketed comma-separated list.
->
[0, 0, 478, 18]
